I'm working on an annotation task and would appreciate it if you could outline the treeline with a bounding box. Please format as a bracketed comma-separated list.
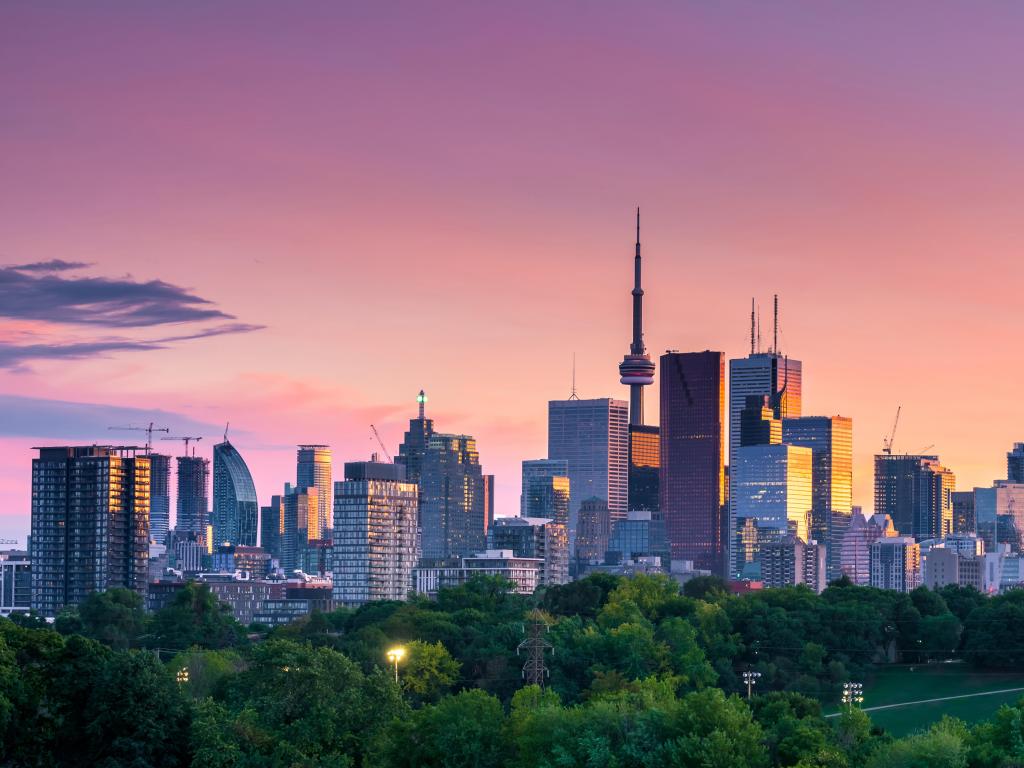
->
[3, 574, 1024, 766]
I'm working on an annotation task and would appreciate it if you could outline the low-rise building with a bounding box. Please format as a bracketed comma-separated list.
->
[0, 550, 31, 617]
[414, 550, 543, 598]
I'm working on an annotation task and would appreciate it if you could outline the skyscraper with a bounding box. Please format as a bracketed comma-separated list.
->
[732, 443, 813, 552]
[396, 389, 434, 488]
[548, 397, 628, 550]
[212, 440, 258, 547]
[332, 460, 419, 605]
[521, 459, 570, 521]
[175, 454, 209, 539]
[575, 496, 611, 567]
[782, 415, 853, 580]
[30, 446, 150, 616]
[618, 210, 661, 514]
[260, 494, 283, 560]
[874, 454, 955, 541]
[660, 351, 726, 574]
[1009, 443, 1024, 484]
[147, 452, 171, 546]
[281, 484, 319, 573]
[297, 445, 332, 539]
[419, 433, 486, 559]
[483, 474, 495, 534]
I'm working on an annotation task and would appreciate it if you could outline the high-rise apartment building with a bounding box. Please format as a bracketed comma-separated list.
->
[297, 445, 332, 539]
[951, 490, 976, 535]
[575, 497, 611, 567]
[1009, 443, 1024, 484]
[870, 537, 922, 592]
[147, 453, 171, 546]
[874, 454, 955, 540]
[332, 460, 419, 605]
[782, 415, 853, 580]
[660, 351, 726, 574]
[760, 535, 827, 593]
[212, 440, 259, 547]
[548, 397, 629, 550]
[30, 446, 150, 616]
[175, 454, 209, 539]
[487, 516, 569, 586]
[419, 433, 486, 559]
[281, 484, 319, 574]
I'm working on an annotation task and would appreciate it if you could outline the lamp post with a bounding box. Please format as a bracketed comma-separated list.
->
[176, 667, 189, 684]
[842, 681, 864, 710]
[386, 647, 406, 684]
[742, 670, 761, 699]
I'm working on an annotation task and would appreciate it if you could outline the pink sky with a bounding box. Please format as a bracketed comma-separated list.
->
[1, 3, 1022, 543]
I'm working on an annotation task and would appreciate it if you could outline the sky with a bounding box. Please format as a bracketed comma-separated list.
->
[1, 2, 1022, 543]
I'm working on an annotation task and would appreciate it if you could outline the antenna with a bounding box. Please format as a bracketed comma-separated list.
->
[416, 390, 427, 420]
[773, 294, 779, 355]
[570, 353, 579, 400]
[756, 303, 762, 354]
[750, 298, 755, 356]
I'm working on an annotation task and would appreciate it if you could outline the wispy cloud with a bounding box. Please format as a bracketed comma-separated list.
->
[0, 260, 264, 368]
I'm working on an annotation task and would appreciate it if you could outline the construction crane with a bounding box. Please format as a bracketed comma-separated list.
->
[882, 406, 901, 455]
[162, 435, 203, 457]
[370, 424, 392, 462]
[0, 538, 18, 545]
[108, 422, 170, 453]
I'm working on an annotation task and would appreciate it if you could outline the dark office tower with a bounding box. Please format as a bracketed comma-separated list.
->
[575, 497, 611, 567]
[660, 351, 726, 575]
[548, 398, 629, 551]
[30, 446, 150, 617]
[617, 210, 661, 514]
[419, 433, 486, 559]
[147, 453, 171, 546]
[524, 474, 570, 528]
[1009, 444, 1024, 483]
[212, 440, 258, 547]
[260, 494, 283, 559]
[175, 455, 210, 539]
[740, 395, 782, 447]
[874, 454, 955, 541]
[483, 474, 495, 534]
[297, 445, 332, 539]
[782, 416, 854, 580]
[951, 491, 976, 535]
[396, 390, 435, 488]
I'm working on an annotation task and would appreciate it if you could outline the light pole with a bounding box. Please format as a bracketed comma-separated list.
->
[742, 670, 761, 699]
[176, 667, 189, 684]
[386, 647, 406, 685]
[842, 682, 864, 710]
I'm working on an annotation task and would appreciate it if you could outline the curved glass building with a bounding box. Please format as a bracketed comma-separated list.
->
[212, 440, 258, 547]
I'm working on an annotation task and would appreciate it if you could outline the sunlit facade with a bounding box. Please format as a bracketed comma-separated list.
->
[870, 536, 921, 593]
[782, 415, 853, 580]
[30, 446, 150, 616]
[332, 461, 419, 605]
[628, 424, 660, 512]
[732, 444, 813, 551]
[660, 351, 726, 574]
[521, 459, 569, 518]
[297, 445, 332, 539]
[212, 440, 258, 547]
[419, 433, 486, 559]
[281, 484, 319, 573]
[487, 516, 569, 585]
[548, 398, 629, 551]
[874, 454, 955, 541]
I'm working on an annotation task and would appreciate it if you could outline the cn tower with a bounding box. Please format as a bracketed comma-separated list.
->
[618, 208, 655, 425]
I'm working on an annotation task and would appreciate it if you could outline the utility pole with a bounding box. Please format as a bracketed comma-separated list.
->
[517, 612, 553, 689]
[743, 669, 761, 699]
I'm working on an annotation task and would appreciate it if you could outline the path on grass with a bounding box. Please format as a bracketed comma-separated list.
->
[824, 686, 1024, 718]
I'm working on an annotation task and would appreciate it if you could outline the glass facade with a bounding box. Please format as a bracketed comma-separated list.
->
[212, 440, 259, 547]
[419, 433, 486, 559]
[574, 496, 611, 567]
[732, 444, 813, 563]
[1009, 444, 1024, 484]
[520, 459, 569, 516]
[874, 454, 955, 540]
[30, 446, 150, 617]
[281, 485, 319, 573]
[260, 494, 284, 559]
[487, 517, 569, 585]
[332, 462, 419, 605]
[659, 351, 726, 574]
[175, 455, 210, 538]
[147, 453, 171, 546]
[782, 415, 853, 580]
[606, 510, 671, 566]
[547, 398, 629, 553]
[628, 424, 660, 512]
[523, 473, 569, 528]
[0, 551, 31, 616]
[297, 445, 332, 539]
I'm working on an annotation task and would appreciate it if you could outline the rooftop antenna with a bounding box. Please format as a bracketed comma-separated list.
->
[417, 389, 427, 419]
[756, 303, 762, 354]
[570, 353, 579, 400]
[750, 298, 755, 356]
[773, 294, 779, 355]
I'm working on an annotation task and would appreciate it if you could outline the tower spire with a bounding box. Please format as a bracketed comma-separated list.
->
[750, 298, 755, 356]
[619, 208, 655, 426]
[773, 294, 779, 355]
[417, 389, 427, 420]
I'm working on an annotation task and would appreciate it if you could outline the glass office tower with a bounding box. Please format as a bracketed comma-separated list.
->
[659, 351, 726, 574]
[628, 424, 660, 512]
[548, 397, 628, 552]
[175, 454, 210, 539]
[147, 452, 171, 546]
[782, 415, 853, 579]
[297, 445, 332, 538]
[874, 454, 955, 540]
[30, 446, 150, 616]
[212, 440, 259, 547]
[419, 433, 486, 559]
[732, 444, 813, 552]
[521, 459, 570, 523]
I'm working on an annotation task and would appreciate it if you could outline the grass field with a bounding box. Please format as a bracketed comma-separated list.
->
[826, 665, 1024, 736]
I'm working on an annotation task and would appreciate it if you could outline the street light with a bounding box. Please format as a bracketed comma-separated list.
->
[742, 670, 761, 699]
[842, 681, 864, 709]
[176, 667, 189, 684]
[386, 647, 406, 684]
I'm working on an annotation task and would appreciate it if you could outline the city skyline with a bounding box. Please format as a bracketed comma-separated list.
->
[3, 3, 1024, 542]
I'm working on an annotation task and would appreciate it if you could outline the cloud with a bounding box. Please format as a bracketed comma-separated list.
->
[0, 265, 236, 327]
[7, 259, 91, 273]
[0, 394, 228, 442]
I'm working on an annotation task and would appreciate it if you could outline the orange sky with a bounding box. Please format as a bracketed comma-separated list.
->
[1, 3, 1022, 541]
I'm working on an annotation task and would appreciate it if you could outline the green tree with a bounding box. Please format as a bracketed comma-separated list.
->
[402, 639, 460, 702]
[144, 582, 247, 651]
[963, 590, 1024, 668]
[71, 588, 146, 649]
[865, 718, 968, 768]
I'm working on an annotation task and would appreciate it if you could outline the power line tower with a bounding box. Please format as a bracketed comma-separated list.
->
[517, 612, 553, 688]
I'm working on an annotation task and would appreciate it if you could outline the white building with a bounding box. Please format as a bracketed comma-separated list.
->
[870, 536, 921, 593]
[414, 550, 543, 598]
[0, 550, 30, 617]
